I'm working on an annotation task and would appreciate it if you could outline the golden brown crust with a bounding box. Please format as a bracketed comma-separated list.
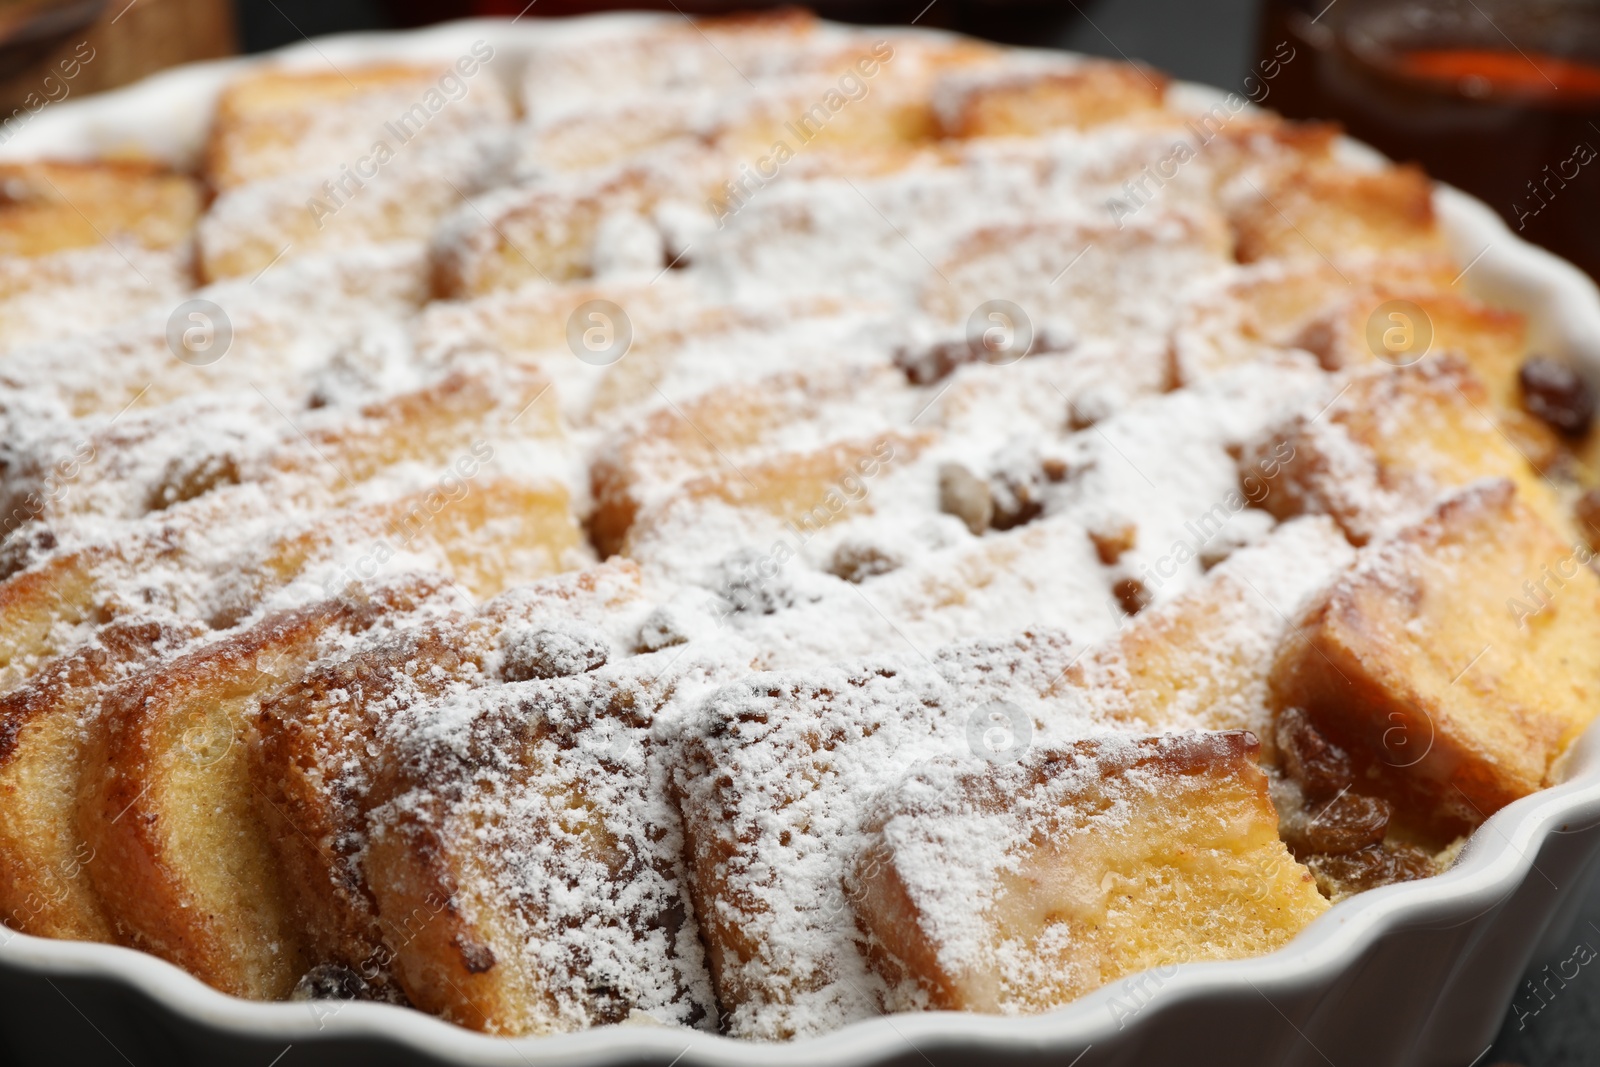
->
[204, 64, 465, 191]
[1249, 355, 1565, 545]
[1293, 289, 1558, 469]
[1230, 162, 1445, 264]
[1271, 480, 1600, 832]
[0, 160, 201, 257]
[251, 568, 621, 963]
[77, 578, 447, 999]
[935, 62, 1168, 139]
[852, 733, 1327, 1014]
[252, 617, 490, 991]
[0, 548, 110, 693]
[0, 616, 203, 941]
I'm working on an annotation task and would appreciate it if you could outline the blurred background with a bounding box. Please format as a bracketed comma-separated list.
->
[0, 0, 1596, 1062]
[6, 0, 1592, 280]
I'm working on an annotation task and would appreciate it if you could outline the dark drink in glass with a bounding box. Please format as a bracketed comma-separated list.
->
[1256, 0, 1600, 282]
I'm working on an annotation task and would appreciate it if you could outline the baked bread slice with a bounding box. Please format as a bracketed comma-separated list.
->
[1170, 252, 1459, 384]
[0, 161, 200, 256]
[1065, 515, 1355, 751]
[0, 243, 429, 420]
[591, 365, 920, 557]
[0, 160, 202, 350]
[204, 62, 511, 191]
[1293, 288, 1557, 467]
[361, 654, 727, 1034]
[0, 615, 204, 941]
[199, 60, 515, 279]
[0, 460, 580, 683]
[1227, 161, 1447, 264]
[6, 362, 562, 529]
[251, 564, 683, 1013]
[852, 732, 1326, 1014]
[1248, 355, 1562, 544]
[77, 577, 451, 998]
[1271, 479, 1600, 832]
[933, 61, 1168, 138]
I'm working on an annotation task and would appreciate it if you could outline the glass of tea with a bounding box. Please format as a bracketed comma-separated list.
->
[1257, 0, 1600, 282]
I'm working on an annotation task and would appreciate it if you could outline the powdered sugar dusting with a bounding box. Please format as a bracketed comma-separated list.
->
[0, 11, 1482, 1045]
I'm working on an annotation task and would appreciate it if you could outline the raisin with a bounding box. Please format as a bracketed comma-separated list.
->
[829, 541, 902, 583]
[1519, 355, 1595, 437]
[1284, 792, 1391, 856]
[894, 339, 976, 385]
[1088, 521, 1137, 565]
[939, 462, 993, 535]
[1306, 841, 1436, 898]
[989, 470, 1045, 531]
[149, 452, 242, 511]
[1275, 706, 1353, 800]
[289, 963, 406, 1003]
[1577, 487, 1600, 548]
[1112, 576, 1149, 618]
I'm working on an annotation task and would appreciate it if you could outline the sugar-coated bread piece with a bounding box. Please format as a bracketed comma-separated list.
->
[922, 210, 1233, 350]
[252, 563, 651, 1002]
[0, 548, 109, 694]
[1199, 117, 1340, 185]
[1271, 480, 1600, 831]
[851, 732, 1326, 1014]
[77, 577, 451, 999]
[412, 279, 875, 428]
[0, 466, 581, 669]
[204, 61, 513, 191]
[1227, 161, 1446, 264]
[0, 161, 201, 256]
[197, 144, 510, 282]
[0, 616, 203, 941]
[674, 644, 1101, 1040]
[620, 432, 932, 567]
[676, 663, 964, 1039]
[199, 61, 515, 279]
[0, 243, 429, 420]
[1246, 356, 1562, 545]
[428, 140, 924, 298]
[933, 61, 1168, 138]
[252, 617, 482, 1001]
[414, 279, 680, 366]
[1066, 516, 1355, 751]
[244, 473, 584, 605]
[519, 8, 822, 116]
[1170, 252, 1458, 384]
[427, 162, 696, 297]
[362, 650, 730, 1034]
[9, 363, 561, 528]
[519, 10, 993, 121]
[1291, 288, 1556, 467]
[0, 246, 194, 352]
[590, 366, 915, 557]
[525, 73, 937, 178]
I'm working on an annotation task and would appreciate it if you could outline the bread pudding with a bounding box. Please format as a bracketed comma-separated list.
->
[0, 9, 1597, 1044]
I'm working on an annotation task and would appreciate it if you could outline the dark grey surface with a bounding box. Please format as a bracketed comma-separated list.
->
[1490, 883, 1600, 1065]
[236, 0, 1263, 88]
[238, 0, 391, 52]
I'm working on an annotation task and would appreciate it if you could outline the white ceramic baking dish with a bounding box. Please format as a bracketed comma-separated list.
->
[2, 16, 1599, 1067]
